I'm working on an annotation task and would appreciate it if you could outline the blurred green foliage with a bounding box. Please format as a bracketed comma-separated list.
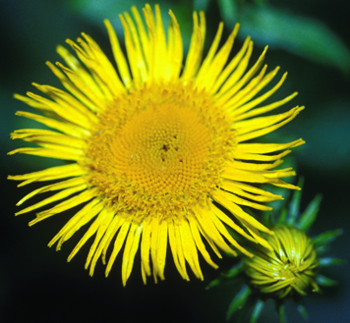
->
[218, 0, 350, 74]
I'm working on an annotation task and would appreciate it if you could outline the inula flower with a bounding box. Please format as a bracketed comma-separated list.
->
[9, 4, 304, 285]
[208, 180, 344, 322]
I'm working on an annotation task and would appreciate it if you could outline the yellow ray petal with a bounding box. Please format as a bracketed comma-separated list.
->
[220, 180, 282, 203]
[187, 216, 218, 269]
[30, 188, 98, 225]
[45, 61, 101, 113]
[212, 191, 272, 234]
[83, 208, 115, 270]
[179, 218, 203, 280]
[15, 184, 87, 216]
[15, 111, 91, 139]
[140, 219, 152, 282]
[122, 222, 142, 285]
[11, 129, 86, 150]
[182, 11, 206, 80]
[155, 220, 168, 281]
[209, 209, 253, 257]
[167, 10, 183, 80]
[236, 107, 304, 142]
[104, 19, 132, 89]
[238, 138, 305, 154]
[16, 177, 85, 206]
[195, 208, 237, 256]
[68, 207, 110, 262]
[89, 214, 121, 274]
[8, 163, 85, 186]
[150, 218, 160, 283]
[101, 216, 124, 265]
[106, 221, 130, 277]
[48, 199, 102, 249]
[168, 221, 189, 281]
[210, 203, 255, 242]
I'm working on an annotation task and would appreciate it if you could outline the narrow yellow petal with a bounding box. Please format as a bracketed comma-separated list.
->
[8, 146, 83, 161]
[210, 203, 255, 242]
[211, 36, 250, 94]
[212, 192, 272, 234]
[195, 209, 237, 256]
[179, 218, 203, 280]
[174, 222, 190, 280]
[195, 22, 224, 84]
[16, 184, 87, 216]
[188, 216, 218, 269]
[237, 107, 304, 142]
[220, 180, 282, 203]
[106, 221, 130, 277]
[232, 149, 292, 162]
[14, 111, 90, 138]
[120, 14, 147, 84]
[238, 138, 304, 154]
[123, 224, 142, 285]
[45, 61, 101, 113]
[30, 188, 98, 225]
[8, 163, 85, 186]
[140, 219, 152, 280]
[121, 222, 137, 285]
[11, 129, 86, 150]
[16, 177, 85, 206]
[231, 159, 283, 171]
[150, 218, 160, 283]
[104, 19, 132, 89]
[84, 208, 114, 270]
[156, 220, 168, 281]
[182, 11, 206, 80]
[167, 10, 183, 80]
[48, 199, 102, 249]
[209, 210, 253, 257]
[168, 221, 189, 281]
[89, 214, 120, 273]
[101, 216, 124, 265]
[68, 207, 109, 262]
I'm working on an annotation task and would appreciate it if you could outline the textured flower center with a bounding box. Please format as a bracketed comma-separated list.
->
[110, 102, 210, 193]
[84, 82, 234, 221]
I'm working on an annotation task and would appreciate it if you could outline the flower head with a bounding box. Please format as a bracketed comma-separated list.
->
[208, 179, 344, 322]
[245, 224, 319, 299]
[9, 4, 304, 285]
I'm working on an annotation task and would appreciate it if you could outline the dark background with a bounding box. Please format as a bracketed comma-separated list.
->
[1, 0, 349, 322]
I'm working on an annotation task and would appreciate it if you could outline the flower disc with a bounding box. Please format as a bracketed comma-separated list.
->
[85, 83, 233, 222]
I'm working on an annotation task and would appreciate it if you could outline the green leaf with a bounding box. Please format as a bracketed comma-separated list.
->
[297, 304, 308, 320]
[226, 285, 251, 320]
[206, 278, 221, 290]
[250, 299, 264, 323]
[286, 177, 304, 226]
[218, 2, 350, 73]
[222, 263, 244, 278]
[278, 303, 287, 323]
[193, 0, 211, 11]
[318, 257, 346, 267]
[312, 229, 343, 248]
[297, 194, 322, 231]
[316, 274, 338, 287]
[277, 208, 288, 225]
[217, 0, 238, 26]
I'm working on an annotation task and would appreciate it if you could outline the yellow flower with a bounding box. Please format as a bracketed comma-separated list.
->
[9, 4, 304, 285]
[245, 225, 319, 298]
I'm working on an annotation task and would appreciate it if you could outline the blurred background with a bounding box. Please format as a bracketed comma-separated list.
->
[1, 0, 349, 322]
